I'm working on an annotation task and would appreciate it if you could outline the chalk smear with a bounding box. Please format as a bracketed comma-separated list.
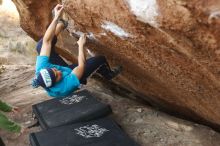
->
[87, 49, 96, 57]
[101, 21, 131, 38]
[87, 32, 97, 40]
[125, 0, 159, 27]
[72, 31, 97, 40]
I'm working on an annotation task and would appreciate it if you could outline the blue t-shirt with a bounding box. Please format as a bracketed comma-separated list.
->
[35, 56, 80, 98]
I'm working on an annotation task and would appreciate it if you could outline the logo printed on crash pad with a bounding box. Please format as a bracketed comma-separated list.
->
[75, 124, 109, 138]
[60, 95, 86, 105]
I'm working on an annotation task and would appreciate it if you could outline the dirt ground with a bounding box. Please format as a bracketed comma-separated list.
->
[1, 66, 220, 146]
[0, 1, 36, 65]
[1, 1, 220, 146]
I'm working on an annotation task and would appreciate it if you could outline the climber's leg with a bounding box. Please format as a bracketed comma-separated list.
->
[36, 36, 68, 66]
[68, 55, 122, 84]
[55, 19, 68, 36]
[55, 22, 65, 36]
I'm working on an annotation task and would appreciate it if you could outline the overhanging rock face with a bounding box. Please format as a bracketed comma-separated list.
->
[13, 0, 220, 128]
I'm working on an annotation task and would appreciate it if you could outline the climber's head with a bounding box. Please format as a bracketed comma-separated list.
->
[32, 68, 62, 88]
[52, 68, 62, 82]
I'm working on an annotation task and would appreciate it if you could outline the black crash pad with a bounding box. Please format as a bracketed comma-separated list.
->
[32, 90, 112, 130]
[30, 118, 140, 146]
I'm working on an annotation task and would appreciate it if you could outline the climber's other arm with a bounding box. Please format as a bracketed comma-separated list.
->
[72, 34, 86, 79]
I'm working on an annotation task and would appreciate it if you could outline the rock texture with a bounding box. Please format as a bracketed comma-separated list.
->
[12, 0, 220, 129]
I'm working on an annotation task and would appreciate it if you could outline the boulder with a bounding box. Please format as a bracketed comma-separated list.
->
[12, 0, 220, 129]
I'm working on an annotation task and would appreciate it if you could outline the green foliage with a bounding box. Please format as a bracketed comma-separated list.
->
[8, 39, 36, 55]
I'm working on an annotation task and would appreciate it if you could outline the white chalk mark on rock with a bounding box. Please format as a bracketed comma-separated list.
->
[208, 10, 220, 24]
[73, 31, 84, 37]
[101, 21, 131, 38]
[87, 32, 97, 40]
[99, 32, 107, 36]
[87, 49, 96, 57]
[125, 0, 159, 27]
[71, 31, 98, 41]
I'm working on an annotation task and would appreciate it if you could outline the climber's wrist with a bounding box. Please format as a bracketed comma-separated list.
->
[78, 44, 84, 49]
[53, 16, 60, 21]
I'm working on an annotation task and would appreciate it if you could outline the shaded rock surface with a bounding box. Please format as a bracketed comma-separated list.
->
[1, 65, 220, 146]
[12, 0, 220, 129]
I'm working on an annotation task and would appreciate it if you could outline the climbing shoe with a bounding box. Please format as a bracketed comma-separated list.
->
[108, 66, 122, 80]
[58, 18, 68, 29]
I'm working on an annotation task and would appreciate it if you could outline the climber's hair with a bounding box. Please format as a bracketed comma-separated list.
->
[31, 77, 40, 88]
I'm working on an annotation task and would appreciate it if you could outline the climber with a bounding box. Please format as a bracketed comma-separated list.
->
[0, 100, 25, 146]
[32, 4, 122, 98]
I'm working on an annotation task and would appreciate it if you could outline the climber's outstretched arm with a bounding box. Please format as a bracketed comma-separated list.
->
[40, 4, 63, 57]
[72, 34, 86, 79]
